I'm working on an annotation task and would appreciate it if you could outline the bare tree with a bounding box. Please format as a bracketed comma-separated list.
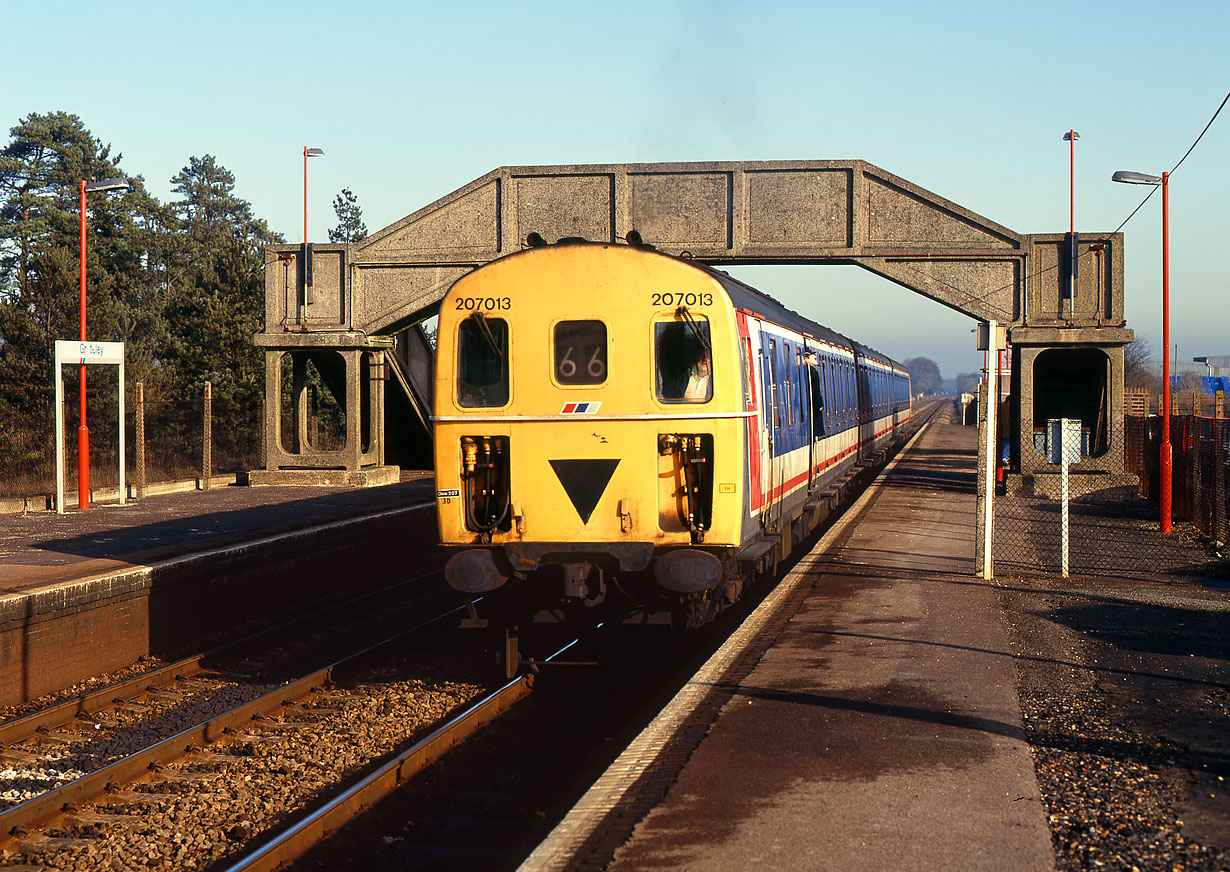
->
[1124, 337, 1155, 389]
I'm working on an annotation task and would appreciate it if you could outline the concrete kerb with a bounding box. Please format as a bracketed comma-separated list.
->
[0, 475, 241, 517]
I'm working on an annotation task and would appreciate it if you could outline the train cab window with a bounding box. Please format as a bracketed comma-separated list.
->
[554, 320, 607, 385]
[655, 319, 712, 403]
[457, 315, 509, 407]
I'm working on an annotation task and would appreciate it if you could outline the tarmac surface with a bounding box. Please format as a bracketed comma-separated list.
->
[0, 473, 435, 594]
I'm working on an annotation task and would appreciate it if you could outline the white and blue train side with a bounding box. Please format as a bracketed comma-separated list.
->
[724, 272, 912, 578]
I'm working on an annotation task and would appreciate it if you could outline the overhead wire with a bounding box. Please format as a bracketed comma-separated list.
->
[895, 87, 1230, 315]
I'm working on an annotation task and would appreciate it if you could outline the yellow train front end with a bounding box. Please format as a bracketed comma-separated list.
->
[433, 242, 746, 621]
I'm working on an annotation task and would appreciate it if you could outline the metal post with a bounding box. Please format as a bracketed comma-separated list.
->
[1160, 171, 1172, 533]
[1066, 129, 1079, 317]
[78, 180, 90, 510]
[1061, 422, 1071, 579]
[135, 382, 146, 499]
[202, 381, 212, 490]
[981, 321, 998, 579]
[1216, 391, 1226, 545]
[118, 353, 125, 505]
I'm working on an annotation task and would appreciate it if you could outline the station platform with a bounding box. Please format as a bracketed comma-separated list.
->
[0, 474, 434, 594]
[525, 411, 1057, 871]
[0, 474, 436, 708]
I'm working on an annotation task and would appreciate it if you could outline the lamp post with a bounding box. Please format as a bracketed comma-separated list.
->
[1112, 168, 1170, 532]
[77, 177, 131, 510]
[303, 147, 324, 244]
[1064, 131, 1080, 231]
[1063, 130, 1080, 316]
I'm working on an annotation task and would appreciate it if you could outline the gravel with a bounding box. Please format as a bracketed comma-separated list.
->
[998, 574, 1230, 871]
[0, 670, 487, 870]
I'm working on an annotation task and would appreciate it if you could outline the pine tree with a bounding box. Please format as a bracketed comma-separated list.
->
[328, 187, 367, 243]
[0, 111, 156, 481]
[163, 155, 282, 464]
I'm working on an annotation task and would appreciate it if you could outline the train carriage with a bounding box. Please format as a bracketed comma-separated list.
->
[433, 239, 909, 636]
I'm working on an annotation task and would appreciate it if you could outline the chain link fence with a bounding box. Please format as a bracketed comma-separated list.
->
[993, 390, 1228, 580]
[0, 381, 262, 506]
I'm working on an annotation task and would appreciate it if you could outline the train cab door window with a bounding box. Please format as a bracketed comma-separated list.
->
[554, 320, 608, 385]
[655, 318, 711, 403]
[457, 315, 509, 407]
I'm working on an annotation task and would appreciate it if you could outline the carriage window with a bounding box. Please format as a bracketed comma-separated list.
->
[554, 320, 607, 385]
[457, 316, 508, 407]
[768, 339, 779, 426]
[785, 347, 795, 427]
[655, 319, 711, 403]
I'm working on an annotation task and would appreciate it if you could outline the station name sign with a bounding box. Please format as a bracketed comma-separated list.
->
[55, 339, 125, 365]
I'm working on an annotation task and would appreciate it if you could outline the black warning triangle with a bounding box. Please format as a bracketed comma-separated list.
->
[549, 459, 620, 524]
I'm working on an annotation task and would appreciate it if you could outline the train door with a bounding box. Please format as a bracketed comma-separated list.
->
[803, 342, 816, 492]
[736, 312, 764, 516]
[762, 330, 780, 528]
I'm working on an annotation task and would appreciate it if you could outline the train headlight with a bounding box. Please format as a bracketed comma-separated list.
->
[653, 549, 723, 593]
[445, 549, 508, 594]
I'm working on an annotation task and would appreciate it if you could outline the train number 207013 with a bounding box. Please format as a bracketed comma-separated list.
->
[455, 296, 512, 311]
[652, 292, 713, 307]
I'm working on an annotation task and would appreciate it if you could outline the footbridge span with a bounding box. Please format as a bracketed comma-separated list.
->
[253, 160, 1131, 503]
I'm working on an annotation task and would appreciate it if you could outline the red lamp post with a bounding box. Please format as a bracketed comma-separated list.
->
[1113, 169, 1171, 532]
[77, 177, 130, 510]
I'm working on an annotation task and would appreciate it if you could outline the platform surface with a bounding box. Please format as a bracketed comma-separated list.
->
[604, 415, 1055, 870]
[0, 474, 434, 595]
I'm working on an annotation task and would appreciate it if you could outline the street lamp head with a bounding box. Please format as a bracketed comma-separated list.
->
[304, 147, 325, 157]
[84, 178, 130, 194]
[1063, 130, 1080, 142]
[1112, 170, 1162, 185]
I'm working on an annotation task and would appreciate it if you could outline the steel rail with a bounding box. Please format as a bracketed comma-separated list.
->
[0, 601, 464, 848]
[221, 636, 583, 872]
[0, 567, 443, 750]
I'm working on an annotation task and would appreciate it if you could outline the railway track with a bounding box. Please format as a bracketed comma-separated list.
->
[281, 406, 947, 870]
[0, 596, 500, 870]
[223, 635, 586, 872]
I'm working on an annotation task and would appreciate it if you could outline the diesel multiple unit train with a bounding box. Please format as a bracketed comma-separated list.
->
[433, 238, 911, 642]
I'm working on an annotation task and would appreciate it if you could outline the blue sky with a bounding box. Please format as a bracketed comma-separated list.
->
[3, 0, 1226, 379]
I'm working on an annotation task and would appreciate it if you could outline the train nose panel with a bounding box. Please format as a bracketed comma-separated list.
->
[548, 458, 620, 524]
